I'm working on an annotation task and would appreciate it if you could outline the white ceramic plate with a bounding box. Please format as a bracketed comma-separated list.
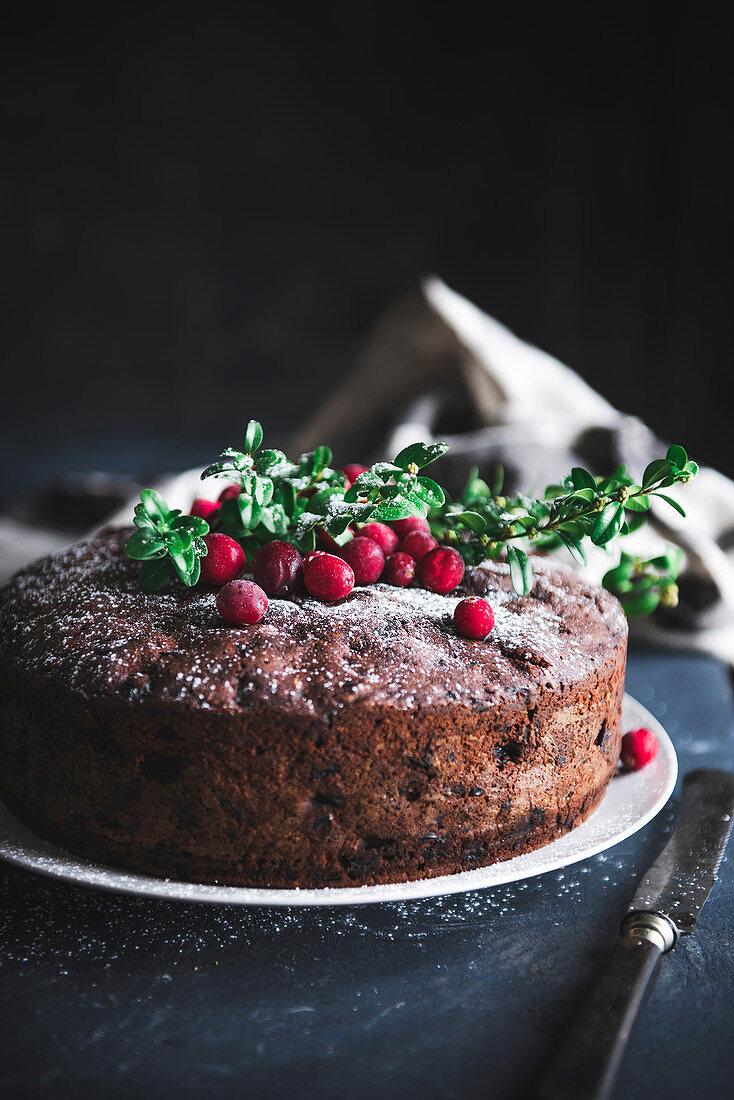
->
[0, 695, 676, 907]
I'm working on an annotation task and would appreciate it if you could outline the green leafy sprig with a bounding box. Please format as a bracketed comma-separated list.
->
[125, 489, 209, 591]
[125, 422, 697, 616]
[199, 421, 448, 559]
[429, 446, 698, 605]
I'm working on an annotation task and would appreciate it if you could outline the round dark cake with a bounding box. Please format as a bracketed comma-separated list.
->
[0, 528, 627, 888]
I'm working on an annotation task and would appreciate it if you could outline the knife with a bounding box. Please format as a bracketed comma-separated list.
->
[538, 768, 734, 1100]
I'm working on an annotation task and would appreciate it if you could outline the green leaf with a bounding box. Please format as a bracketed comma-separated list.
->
[624, 494, 650, 512]
[666, 444, 688, 469]
[311, 445, 332, 470]
[254, 477, 274, 507]
[125, 529, 167, 560]
[620, 589, 661, 618]
[244, 420, 264, 453]
[414, 477, 445, 508]
[492, 465, 504, 497]
[139, 488, 170, 524]
[259, 503, 289, 535]
[642, 459, 672, 488]
[602, 557, 635, 589]
[139, 557, 176, 593]
[566, 488, 596, 504]
[571, 467, 597, 490]
[254, 449, 288, 475]
[589, 503, 625, 545]
[453, 510, 487, 534]
[277, 481, 298, 515]
[591, 503, 625, 546]
[512, 515, 538, 532]
[461, 467, 491, 503]
[507, 546, 533, 596]
[343, 471, 384, 500]
[181, 556, 202, 587]
[321, 516, 353, 542]
[171, 514, 210, 536]
[393, 441, 449, 471]
[652, 492, 687, 517]
[684, 460, 699, 479]
[370, 501, 424, 522]
[559, 531, 587, 567]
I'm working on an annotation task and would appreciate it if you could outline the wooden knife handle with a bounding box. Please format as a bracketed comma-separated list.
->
[537, 926, 668, 1100]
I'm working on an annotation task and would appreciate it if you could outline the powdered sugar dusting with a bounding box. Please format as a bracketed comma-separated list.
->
[0, 529, 627, 719]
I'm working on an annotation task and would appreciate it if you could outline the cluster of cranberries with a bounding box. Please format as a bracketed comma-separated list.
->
[194, 466, 494, 639]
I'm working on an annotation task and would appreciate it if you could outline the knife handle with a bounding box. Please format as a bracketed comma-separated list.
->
[537, 914, 676, 1100]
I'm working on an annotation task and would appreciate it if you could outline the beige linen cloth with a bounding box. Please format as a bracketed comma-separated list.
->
[3, 278, 734, 662]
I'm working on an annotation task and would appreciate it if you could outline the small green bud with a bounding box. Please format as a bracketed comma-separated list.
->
[659, 583, 679, 608]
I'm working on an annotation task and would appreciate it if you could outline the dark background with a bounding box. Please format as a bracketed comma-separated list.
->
[1, 7, 731, 505]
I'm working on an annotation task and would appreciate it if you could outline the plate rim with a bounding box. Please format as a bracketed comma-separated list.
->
[0, 694, 677, 907]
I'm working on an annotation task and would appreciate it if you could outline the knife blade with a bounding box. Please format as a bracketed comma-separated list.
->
[538, 769, 734, 1100]
[625, 768, 734, 935]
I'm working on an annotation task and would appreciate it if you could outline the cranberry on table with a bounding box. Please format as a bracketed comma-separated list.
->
[454, 597, 495, 640]
[216, 579, 268, 626]
[359, 522, 399, 557]
[391, 515, 430, 540]
[252, 541, 304, 597]
[399, 529, 438, 563]
[341, 536, 385, 586]
[190, 498, 221, 523]
[218, 484, 241, 503]
[200, 533, 247, 586]
[341, 463, 369, 486]
[620, 728, 659, 771]
[304, 552, 355, 602]
[383, 551, 416, 587]
[419, 546, 465, 594]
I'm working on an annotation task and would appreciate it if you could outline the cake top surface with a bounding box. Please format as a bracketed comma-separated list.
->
[0, 528, 627, 719]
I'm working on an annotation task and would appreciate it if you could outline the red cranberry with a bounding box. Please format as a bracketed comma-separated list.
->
[216, 579, 268, 625]
[317, 526, 354, 554]
[200, 533, 246, 586]
[341, 463, 369, 485]
[304, 552, 354, 602]
[400, 530, 438, 563]
[252, 541, 304, 597]
[621, 728, 659, 771]
[419, 546, 465, 594]
[454, 597, 495, 640]
[359, 522, 399, 557]
[341, 536, 385, 586]
[383, 551, 416, 587]
[391, 515, 430, 540]
[218, 483, 241, 503]
[190, 498, 221, 523]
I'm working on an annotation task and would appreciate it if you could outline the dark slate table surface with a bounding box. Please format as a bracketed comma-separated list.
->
[1, 650, 733, 1100]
